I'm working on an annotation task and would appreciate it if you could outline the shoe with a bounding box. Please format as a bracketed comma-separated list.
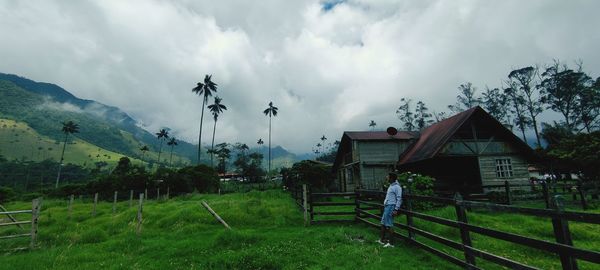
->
[383, 243, 394, 248]
[376, 239, 385, 245]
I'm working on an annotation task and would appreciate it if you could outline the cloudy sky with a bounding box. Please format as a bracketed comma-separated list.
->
[1, 0, 599, 154]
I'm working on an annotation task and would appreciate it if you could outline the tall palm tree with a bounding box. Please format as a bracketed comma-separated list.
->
[208, 96, 227, 167]
[55, 121, 79, 188]
[369, 120, 376, 130]
[167, 138, 178, 167]
[155, 129, 169, 166]
[140, 145, 149, 165]
[320, 135, 327, 153]
[263, 101, 278, 173]
[192, 75, 218, 165]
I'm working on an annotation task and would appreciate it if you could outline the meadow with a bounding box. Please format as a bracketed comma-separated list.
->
[1, 190, 454, 270]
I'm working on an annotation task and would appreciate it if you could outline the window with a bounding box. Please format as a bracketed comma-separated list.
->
[495, 158, 513, 178]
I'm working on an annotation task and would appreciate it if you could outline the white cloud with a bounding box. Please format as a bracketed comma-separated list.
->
[1, 0, 599, 153]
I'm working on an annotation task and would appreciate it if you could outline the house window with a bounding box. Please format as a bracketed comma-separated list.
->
[495, 158, 513, 178]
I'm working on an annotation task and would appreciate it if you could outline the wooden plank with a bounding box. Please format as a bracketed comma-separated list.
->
[0, 205, 25, 229]
[312, 211, 356, 216]
[311, 192, 356, 197]
[356, 200, 383, 207]
[406, 194, 456, 205]
[0, 221, 30, 227]
[311, 219, 354, 224]
[0, 233, 31, 240]
[311, 202, 356, 206]
[464, 246, 539, 270]
[0, 210, 32, 215]
[201, 201, 231, 230]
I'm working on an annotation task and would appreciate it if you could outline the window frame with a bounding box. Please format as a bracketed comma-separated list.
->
[495, 158, 514, 178]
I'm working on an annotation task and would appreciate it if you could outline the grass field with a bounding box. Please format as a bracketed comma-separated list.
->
[1, 190, 455, 270]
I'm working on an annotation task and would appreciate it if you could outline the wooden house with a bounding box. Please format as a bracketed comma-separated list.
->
[332, 131, 418, 191]
[332, 107, 535, 194]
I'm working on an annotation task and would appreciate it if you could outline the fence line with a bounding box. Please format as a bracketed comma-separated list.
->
[0, 198, 41, 251]
[290, 184, 600, 270]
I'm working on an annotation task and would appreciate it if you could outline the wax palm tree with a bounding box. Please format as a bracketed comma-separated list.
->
[140, 145, 149, 165]
[55, 121, 79, 188]
[155, 129, 169, 166]
[263, 101, 278, 173]
[369, 120, 377, 130]
[208, 96, 227, 167]
[167, 138, 178, 167]
[320, 135, 327, 153]
[257, 138, 265, 170]
[192, 75, 218, 164]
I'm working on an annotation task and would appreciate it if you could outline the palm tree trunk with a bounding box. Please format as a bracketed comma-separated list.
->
[55, 133, 69, 188]
[169, 146, 174, 167]
[268, 115, 272, 173]
[157, 139, 164, 166]
[211, 118, 217, 167]
[197, 98, 207, 165]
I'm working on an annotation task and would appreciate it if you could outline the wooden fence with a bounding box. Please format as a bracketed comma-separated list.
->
[0, 199, 41, 251]
[291, 186, 600, 269]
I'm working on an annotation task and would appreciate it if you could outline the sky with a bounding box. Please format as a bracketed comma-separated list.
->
[1, 0, 599, 154]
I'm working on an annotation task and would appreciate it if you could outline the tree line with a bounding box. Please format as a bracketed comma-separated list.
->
[393, 60, 599, 149]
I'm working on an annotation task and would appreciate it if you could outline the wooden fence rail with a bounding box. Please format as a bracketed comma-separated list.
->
[289, 185, 600, 270]
[0, 198, 41, 251]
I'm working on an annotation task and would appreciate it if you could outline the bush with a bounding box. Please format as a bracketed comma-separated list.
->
[0, 186, 16, 203]
[396, 172, 435, 210]
[177, 165, 220, 193]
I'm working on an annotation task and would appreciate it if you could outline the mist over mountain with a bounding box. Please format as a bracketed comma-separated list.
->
[0, 73, 308, 167]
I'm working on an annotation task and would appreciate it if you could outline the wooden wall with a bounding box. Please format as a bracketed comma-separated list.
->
[478, 155, 530, 190]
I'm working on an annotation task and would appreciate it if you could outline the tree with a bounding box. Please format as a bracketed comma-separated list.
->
[448, 82, 481, 113]
[369, 120, 376, 130]
[155, 128, 169, 166]
[192, 75, 218, 164]
[396, 98, 415, 131]
[414, 101, 433, 130]
[263, 101, 278, 173]
[433, 111, 447, 122]
[539, 62, 583, 129]
[208, 96, 227, 167]
[215, 143, 231, 174]
[577, 77, 600, 132]
[504, 86, 531, 143]
[508, 66, 543, 147]
[481, 87, 509, 126]
[139, 145, 149, 165]
[55, 120, 79, 188]
[167, 138, 178, 167]
[257, 138, 265, 170]
[320, 135, 327, 153]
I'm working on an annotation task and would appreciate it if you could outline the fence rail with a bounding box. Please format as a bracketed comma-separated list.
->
[289, 184, 600, 270]
[0, 199, 40, 251]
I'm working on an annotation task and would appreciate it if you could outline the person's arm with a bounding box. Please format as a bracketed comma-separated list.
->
[394, 186, 402, 211]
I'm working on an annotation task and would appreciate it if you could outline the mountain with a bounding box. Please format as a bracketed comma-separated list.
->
[0, 73, 305, 169]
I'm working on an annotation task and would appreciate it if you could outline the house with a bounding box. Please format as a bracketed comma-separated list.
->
[333, 106, 536, 194]
[332, 130, 418, 191]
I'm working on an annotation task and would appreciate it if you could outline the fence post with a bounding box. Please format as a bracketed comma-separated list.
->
[92, 193, 98, 217]
[454, 193, 476, 267]
[68, 194, 74, 218]
[551, 195, 578, 270]
[157, 188, 160, 200]
[542, 182, 550, 209]
[309, 186, 314, 222]
[137, 193, 144, 235]
[302, 184, 309, 226]
[504, 180, 512, 205]
[405, 185, 415, 241]
[113, 191, 118, 214]
[144, 189, 148, 200]
[166, 187, 170, 200]
[30, 198, 40, 249]
[129, 190, 133, 207]
[577, 185, 588, 211]
[354, 189, 360, 222]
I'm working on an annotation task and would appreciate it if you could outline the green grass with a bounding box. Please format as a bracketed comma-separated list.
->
[1, 190, 454, 270]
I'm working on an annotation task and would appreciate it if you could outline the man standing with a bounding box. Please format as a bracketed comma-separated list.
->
[378, 172, 402, 247]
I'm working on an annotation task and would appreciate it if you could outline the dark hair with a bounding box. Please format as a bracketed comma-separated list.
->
[388, 172, 397, 180]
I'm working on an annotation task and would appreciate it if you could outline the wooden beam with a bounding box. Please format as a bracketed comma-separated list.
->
[479, 136, 495, 154]
[0, 204, 25, 229]
[201, 201, 231, 230]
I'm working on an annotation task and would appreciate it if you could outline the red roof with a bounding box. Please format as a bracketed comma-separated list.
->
[344, 131, 418, 140]
[398, 106, 534, 165]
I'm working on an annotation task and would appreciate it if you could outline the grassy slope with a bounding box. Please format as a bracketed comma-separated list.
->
[1, 190, 453, 270]
[0, 118, 191, 168]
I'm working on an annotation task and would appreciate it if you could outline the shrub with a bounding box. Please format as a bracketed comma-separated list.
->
[396, 172, 435, 210]
[0, 186, 16, 203]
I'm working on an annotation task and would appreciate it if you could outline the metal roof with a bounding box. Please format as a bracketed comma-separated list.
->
[344, 131, 418, 140]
